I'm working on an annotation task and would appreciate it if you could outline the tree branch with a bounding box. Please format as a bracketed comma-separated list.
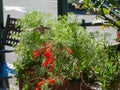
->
[100, 6, 120, 30]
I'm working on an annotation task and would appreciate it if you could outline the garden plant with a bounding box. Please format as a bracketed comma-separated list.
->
[13, 11, 120, 90]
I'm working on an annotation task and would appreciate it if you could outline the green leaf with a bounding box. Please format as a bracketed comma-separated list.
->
[84, 0, 89, 6]
[116, 20, 120, 26]
[102, 8, 109, 14]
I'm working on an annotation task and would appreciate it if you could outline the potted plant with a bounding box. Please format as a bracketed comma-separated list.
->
[13, 11, 120, 90]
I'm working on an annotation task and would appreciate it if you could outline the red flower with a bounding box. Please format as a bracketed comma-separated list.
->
[33, 49, 41, 59]
[48, 64, 54, 72]
[43, 51, 52, 58]
[36, 80, 44, 90]
[48, 58, 53, 64]
[38, 80, 44, 86]
[46, 78, 55, 84]
[42, 60, 48, 68]
[35, 87, 40, 90]
[117, 32, 120, 39]
[67, 49, 72, 54]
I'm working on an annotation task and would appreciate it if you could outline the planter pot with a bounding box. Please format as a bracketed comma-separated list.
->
[19, 78, 95, 90]
[53, 81, 95, 90]
[18, 68, 95, 90]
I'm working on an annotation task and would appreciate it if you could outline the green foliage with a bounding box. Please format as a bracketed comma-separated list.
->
[14, 11, 120, 90]
[71, 0, 120, 31]
[116, 20, 120, 26]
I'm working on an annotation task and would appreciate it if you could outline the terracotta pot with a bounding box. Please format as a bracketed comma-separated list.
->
[19, 68, 95, 90]
[53, 81, 95, 90]
[19, 80, 95, 90]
